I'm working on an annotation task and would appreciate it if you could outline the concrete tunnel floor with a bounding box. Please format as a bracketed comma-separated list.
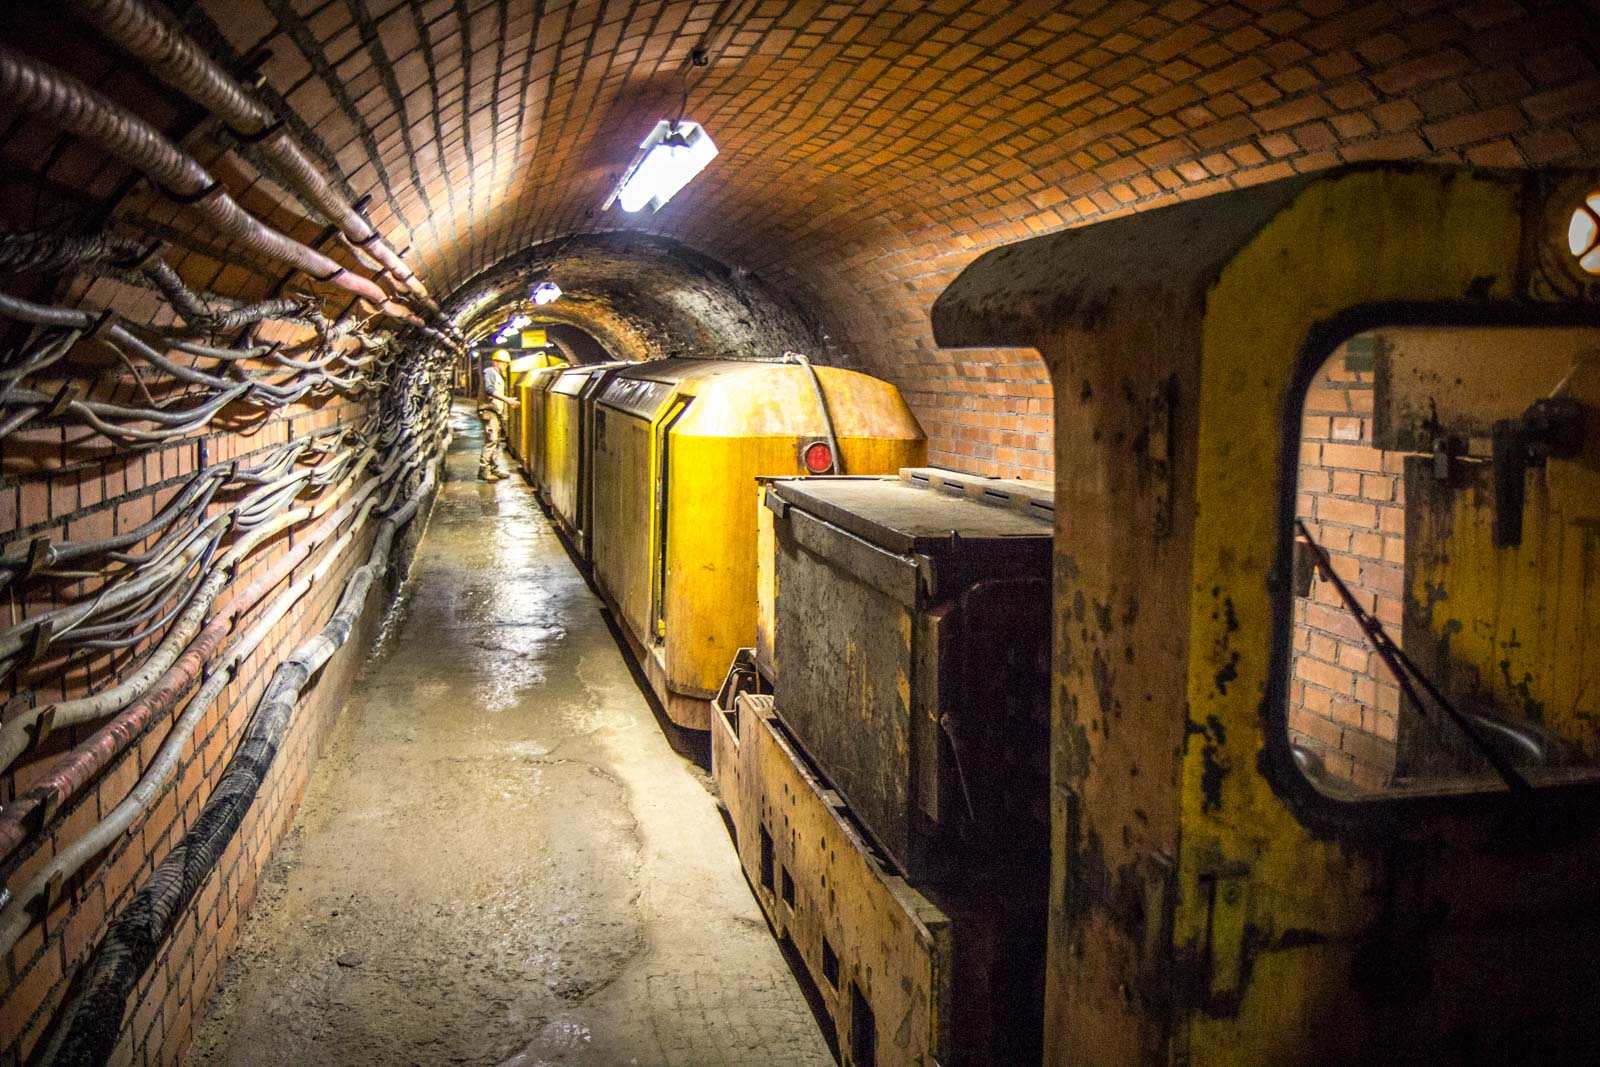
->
[188, 403, 833, 1066]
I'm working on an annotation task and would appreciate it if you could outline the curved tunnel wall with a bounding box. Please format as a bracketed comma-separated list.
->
[447, 232, 826, 365]
[0, 7, 455, 1064]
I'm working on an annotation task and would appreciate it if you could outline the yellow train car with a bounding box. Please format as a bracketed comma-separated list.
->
[516, 363, 567, 489]
[501, 351, 564, 468]
[589, 357, 925, 729]
[934, 164, 1600, 1065]
[542, 362, 632, 553]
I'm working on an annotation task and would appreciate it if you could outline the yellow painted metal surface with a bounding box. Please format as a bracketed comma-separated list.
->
[1180, 171, 1600, 1063]
[1403, 357, 1600, 761]
[592, 405, 659, 636]
[714, 694, 951, 1066]
[518, 366, 567, 492]
[589, 360, 925, 728]
[514, 383, 534, 469]
[926, 167, 1600, 1066]
[1372, 327, 1595, 450]
[543, 372, 585, 535]
[754, 483, 777, 680]
[507, 349, 564, 383]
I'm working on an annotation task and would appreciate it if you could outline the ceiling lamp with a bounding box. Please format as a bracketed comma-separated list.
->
[607, 120, 717, 213]
[532, 281, 562, 305]
[492, 313, 535, 344]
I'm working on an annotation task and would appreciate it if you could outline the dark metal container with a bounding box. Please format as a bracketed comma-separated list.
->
[766, 467, 1054, 886]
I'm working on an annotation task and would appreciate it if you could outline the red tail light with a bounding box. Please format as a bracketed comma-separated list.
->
[803, 441, 834, 474]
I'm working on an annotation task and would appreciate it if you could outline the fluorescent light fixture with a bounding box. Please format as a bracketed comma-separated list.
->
[532, 282, 562, 305]
[607, 120, 718, 213]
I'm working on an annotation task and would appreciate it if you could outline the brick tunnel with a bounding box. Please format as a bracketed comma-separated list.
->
[1, 1, 1599, 1065]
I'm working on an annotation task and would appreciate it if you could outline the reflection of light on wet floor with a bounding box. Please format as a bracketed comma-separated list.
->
[496, 1014, 595, 1066]
[472, 623, 567, 712]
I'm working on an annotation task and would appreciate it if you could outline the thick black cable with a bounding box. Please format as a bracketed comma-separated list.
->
[41, 445, 440, 1067]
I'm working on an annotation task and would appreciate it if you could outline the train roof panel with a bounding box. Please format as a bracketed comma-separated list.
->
[597, 358, 924, 441]
[549, 365, 601, 396]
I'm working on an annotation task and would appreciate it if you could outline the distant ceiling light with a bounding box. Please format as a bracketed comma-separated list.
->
[532, 282, 562, 305]
[607, 120, 718, 213]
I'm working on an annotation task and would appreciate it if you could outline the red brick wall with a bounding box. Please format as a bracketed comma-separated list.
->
[1289, 347, 1405, 789]
[0, 400, 405, 1065]
[0, 9, 436, 1064]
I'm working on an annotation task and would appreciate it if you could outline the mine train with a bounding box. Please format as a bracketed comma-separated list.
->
[502, 164, 1600, 1067]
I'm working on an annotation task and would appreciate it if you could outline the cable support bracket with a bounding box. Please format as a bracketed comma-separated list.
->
[224, 118, 286, 145]
[157, 179, 224, 207]
[44, 382, 82, 419]
[22, 704, 55, 754]
[130, 240, 170, 270]
[22, 536, 53, 581]
[86, 308, 117, 340]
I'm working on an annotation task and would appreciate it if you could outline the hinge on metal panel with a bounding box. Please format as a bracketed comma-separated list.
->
[1199, 864, 1252, 1014]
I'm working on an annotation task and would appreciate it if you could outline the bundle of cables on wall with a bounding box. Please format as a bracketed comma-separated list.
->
[0, 251, 451, 1060]
[0, 4, 465, 1061]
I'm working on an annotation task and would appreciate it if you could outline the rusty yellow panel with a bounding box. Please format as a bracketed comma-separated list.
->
[1180, 169, 1532, 1063]
[1372, 327, 1596, 451]
[590, 410, 658, 646]
[662, 434, 926, 708]
[715, 694, 951, 1066]
[755, 482, 777, 680]
[544, 385, 582, 532]
[1404, 358, 1600, 761]
[1406, 470, 1600, 753]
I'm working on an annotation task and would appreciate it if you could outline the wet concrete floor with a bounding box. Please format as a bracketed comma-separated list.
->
[190, 404, 832, 1066]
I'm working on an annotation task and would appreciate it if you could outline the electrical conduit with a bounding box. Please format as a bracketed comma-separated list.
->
[0, 43, 402, 315]
[41, 449, 440, 1066]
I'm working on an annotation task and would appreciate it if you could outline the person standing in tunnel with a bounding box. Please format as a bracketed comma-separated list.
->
[479, 350, 519, 481]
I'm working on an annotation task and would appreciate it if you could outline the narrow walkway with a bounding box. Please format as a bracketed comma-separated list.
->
[190, 405, 831, 1066]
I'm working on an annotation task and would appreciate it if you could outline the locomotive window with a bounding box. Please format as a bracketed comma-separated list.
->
[1285, 328, 1599, 799]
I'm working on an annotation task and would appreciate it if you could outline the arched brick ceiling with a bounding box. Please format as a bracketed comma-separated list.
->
[26, 0, 1600, 475]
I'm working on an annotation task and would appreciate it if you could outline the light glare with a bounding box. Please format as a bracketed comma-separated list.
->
[613, 121, 717, 213]
[532, 282, 562, 305]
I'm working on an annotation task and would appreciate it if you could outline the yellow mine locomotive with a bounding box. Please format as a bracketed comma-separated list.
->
[929, 163, 1600, 1064]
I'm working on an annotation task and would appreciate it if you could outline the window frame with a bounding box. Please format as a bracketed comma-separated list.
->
[1263, 301, 1600, 838]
